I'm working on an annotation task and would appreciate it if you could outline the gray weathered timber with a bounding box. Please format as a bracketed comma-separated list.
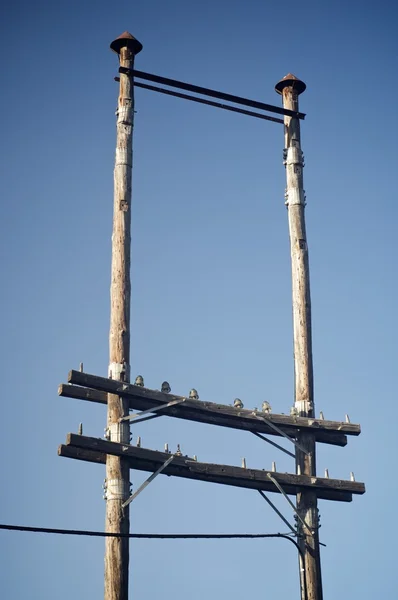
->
[65, 372, 359, 445]
[58, 383, 107, 404]
[277, 74, 321, 600]
[62, 434, 365, 501]
[105, 32, 142, 600]
[58, 443, 352, 503]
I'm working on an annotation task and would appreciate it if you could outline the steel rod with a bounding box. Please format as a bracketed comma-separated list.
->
[119, 67, 306, 119]
[131, 81, 284, 124]
[252, 431, 295, 458]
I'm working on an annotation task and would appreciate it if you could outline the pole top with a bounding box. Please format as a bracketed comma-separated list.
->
[110, 31, 143, 55]
[275, 73, 306, 95]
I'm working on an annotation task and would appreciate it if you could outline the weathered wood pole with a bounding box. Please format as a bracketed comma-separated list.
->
[275, 74, 323, 600]
[105, 31, 142, 600]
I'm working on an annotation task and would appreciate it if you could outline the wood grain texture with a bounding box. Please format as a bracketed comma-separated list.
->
[105, 42, 136, 600]
[62, 434, 365, 501]
[65, 372, 359, 444]
[282, 84, 321, 600]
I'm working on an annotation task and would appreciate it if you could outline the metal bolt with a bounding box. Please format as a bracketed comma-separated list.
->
[189, 388, 199, 400]
[234, 398, 243, 409]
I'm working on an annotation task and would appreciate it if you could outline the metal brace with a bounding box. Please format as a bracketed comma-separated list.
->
[266, 473, 313, 535]
[255, 415, 310, 456]
[122, 455, 175, 508]
[119, 398, 186, 423]
[258, 490, 296, 535]
[252, 431, 295, 459]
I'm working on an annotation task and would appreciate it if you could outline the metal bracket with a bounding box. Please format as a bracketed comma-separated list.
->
[285, 146, 304, 167]
[252, 431, 295, 459]
[119, 398, 186, 423]
[284, 187, 306, 207]
[104, 478, 130, 501]
[122, 455, 175, 508]
[108, 362, 130, 382]
[107, 422, 130, 444]
[255, 415, 310, 456]
[258, 490, 296, 535]
[266, 473, 313, 535]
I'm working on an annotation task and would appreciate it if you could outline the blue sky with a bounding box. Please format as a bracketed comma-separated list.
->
[0, 1, 397, 598]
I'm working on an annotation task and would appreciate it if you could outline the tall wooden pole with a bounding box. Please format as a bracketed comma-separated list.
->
[275, 74, 323, 600]
[105, 31, 142, 600]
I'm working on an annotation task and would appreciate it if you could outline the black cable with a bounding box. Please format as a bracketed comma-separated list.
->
[0, 523, 308, 600]
[0, 523, 291, 540]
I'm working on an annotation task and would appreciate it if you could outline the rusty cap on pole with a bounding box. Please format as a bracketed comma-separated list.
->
[275, 73, 306, 95]
[110, 31, 143, 55]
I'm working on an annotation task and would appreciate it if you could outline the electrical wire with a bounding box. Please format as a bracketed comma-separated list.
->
[0, 523, 293, 540]
[0, 523, 308, 600]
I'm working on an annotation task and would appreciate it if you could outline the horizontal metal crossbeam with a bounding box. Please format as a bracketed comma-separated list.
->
[130, 81, 284, 124]
[118, 67, 306, 120]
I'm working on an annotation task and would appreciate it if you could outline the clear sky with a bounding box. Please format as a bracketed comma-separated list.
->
[1, 1, 397, 598]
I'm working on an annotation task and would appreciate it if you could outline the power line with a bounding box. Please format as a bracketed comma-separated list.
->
[0, 523, 308, 600]
[0, 523, 306, 598]
[0, 523, 293, 541]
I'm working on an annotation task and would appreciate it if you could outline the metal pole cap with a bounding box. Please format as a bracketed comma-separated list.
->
[110, 31, 143, 55]
[275, 73, 306, 95]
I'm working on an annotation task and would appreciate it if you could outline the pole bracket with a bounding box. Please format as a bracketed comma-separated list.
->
[106, 422, 130, 443]
[104, 478, 130, 501]
[108, 362, 130, 382]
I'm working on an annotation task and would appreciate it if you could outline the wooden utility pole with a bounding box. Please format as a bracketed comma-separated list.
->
[57, 51, 365, 600]
[275, 74, 322, 600]
[104, 31, 142, 600]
